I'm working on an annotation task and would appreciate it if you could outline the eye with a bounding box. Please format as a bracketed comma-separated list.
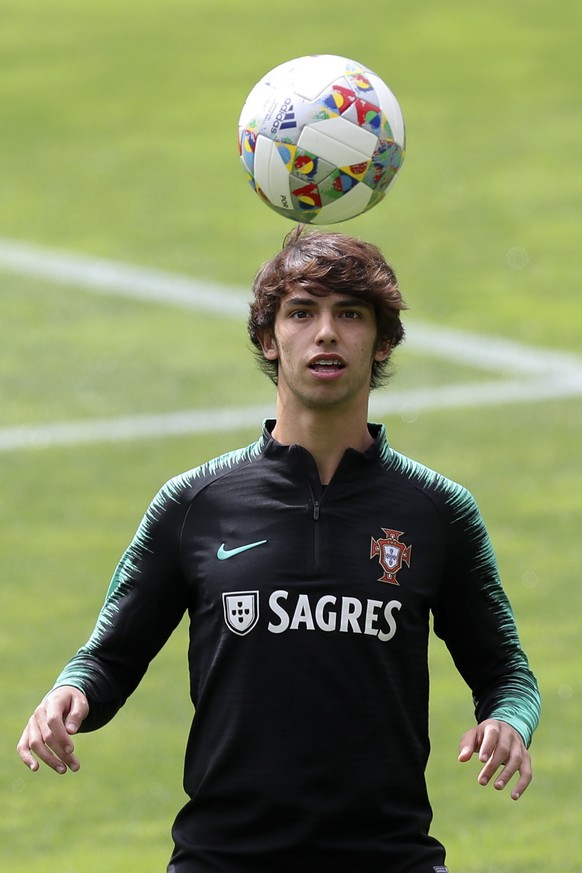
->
[290, 309, 311, 319]
[340, 309, 362, 319]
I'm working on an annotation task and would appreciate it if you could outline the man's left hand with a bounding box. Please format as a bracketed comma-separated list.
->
[458, 719, 532, 800]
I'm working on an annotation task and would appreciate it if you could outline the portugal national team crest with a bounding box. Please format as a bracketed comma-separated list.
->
[370, 528, 412, 585]
[222, 591, 259, 636]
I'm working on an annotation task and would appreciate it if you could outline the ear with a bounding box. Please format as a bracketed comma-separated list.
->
[257, 329, 279, 362]
[374, 339, 391, 363]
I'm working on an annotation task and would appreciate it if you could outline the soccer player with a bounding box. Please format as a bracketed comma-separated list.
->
[18, 227, 540, 873]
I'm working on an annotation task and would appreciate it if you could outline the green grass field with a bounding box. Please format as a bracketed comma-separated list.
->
[1, 1, 581, 870]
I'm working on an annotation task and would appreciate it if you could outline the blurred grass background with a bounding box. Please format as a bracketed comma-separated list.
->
[1, 0, 581, 870]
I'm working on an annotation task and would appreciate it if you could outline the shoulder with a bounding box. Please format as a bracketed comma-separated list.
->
[128, 437, 266, 546]
[156, 436, 266, 507]
[380, 442, 480, 521]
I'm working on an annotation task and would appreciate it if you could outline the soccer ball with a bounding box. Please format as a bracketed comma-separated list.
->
[238, 54, 406, 224]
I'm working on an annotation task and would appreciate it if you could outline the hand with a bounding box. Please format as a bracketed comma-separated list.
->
[458, 719, 532, 800]
[17, 686, 89, 775]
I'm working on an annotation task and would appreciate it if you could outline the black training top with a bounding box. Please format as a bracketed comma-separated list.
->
[54, 422, 540, 873]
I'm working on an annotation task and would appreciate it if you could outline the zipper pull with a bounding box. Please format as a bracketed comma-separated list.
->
[313, 500, 320, 521]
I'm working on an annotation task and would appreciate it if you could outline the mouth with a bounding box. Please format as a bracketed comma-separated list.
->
[308, 356, 346, 376]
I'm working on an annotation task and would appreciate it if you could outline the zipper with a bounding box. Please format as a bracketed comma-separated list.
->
[298, 449, 323, 570]
[312, 497, 321, 570]
[312, 496, 321, 569]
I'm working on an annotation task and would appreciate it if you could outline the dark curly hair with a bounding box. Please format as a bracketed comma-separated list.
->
[248, 225, 407, 389]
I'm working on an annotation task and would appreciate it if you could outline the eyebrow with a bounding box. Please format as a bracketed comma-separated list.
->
[281, 295, 372, 310]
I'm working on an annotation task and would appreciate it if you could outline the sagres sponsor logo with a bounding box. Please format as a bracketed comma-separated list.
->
[270, 97, 296, 134]
[268, 591, 402, 642]
[370, 528, 412, 585]
[222, 591, 259, 636]
[222, 590, 402, 642]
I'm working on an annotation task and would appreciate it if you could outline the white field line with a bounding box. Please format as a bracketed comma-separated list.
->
[1, 237, 582, 452]
[2, 375, 582, 453]
[0, 238, 249, 317]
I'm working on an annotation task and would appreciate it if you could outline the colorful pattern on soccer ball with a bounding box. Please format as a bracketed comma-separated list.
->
[238, 55, 406, 224]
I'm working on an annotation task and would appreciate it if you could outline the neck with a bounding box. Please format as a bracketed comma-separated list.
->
[271, 400, 373, 484]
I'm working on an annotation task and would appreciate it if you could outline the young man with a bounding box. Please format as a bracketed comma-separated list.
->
[18, 227, 540, 873]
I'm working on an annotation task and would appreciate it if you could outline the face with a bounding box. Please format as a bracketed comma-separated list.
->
[258, 288, 390, 414]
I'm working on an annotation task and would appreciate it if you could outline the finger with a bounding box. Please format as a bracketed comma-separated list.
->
[507, 750, 532, 800]
[489, 754, 531, 799]
[18, 689, 88, 774]
[511, 764, 532, 801]
[43, 694, 87, 770]
[35, 699, 82, 772]
[476, 723, 516, 786]
[63, 693, 90, 736]
[476, 722, 501, 768]
[17, 729, 40, 772]
[492, 734, 528, 787]
[43, 707, 78, 762]
[21, 718, 70, 774]
[458, 728, 479, 762]
[40, 727, 81, 773]
[478, 730, 527, 791]
[478, 742, 511, 786]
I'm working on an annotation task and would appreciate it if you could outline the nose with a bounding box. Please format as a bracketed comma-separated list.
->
[314, 311, 338, 345]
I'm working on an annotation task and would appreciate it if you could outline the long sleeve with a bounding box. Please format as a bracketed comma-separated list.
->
[52, 479, 189, 732]
[432, 486, 540, 746]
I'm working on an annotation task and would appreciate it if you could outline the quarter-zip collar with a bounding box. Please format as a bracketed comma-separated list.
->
[261, 418, 389, 478]
[260, 419, 390, 573]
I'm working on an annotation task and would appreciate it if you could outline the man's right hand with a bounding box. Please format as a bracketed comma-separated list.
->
[17, 686, 89, 774]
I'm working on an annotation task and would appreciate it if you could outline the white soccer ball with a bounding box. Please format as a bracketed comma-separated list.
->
[238, 54, 406, 224]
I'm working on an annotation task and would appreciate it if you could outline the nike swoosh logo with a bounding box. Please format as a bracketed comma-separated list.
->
[217, 540, 267, 561]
